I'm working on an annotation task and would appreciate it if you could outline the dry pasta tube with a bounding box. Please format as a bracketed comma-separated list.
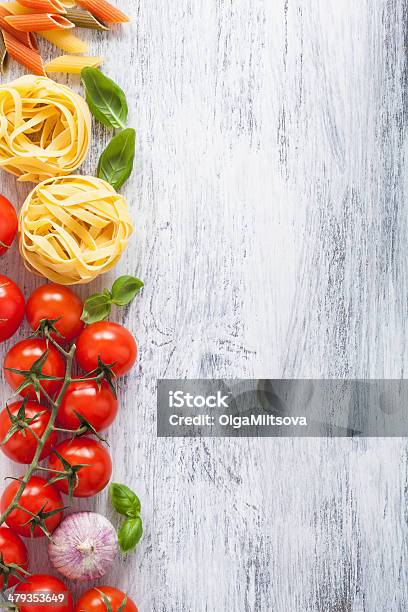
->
[20, 175, 134, 285]
[0, 75, 91, 182]
[4, 13, 74, 32]
[45, 55, 103, 74]
[77, 0, 129, 23]
[2, 30, 45, 75]
[39, 29, 89, 53]
[16, 0, 67, 12]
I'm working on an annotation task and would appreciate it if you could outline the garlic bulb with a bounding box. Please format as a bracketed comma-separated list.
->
[48, 512, 118, 581]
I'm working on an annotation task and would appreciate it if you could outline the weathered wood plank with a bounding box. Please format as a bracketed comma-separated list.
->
[0, 1, 407, 610]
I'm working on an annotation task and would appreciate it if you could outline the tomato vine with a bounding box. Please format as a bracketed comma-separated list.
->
[0, 328, 108, 534]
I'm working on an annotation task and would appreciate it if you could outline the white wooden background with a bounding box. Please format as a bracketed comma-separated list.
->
[1, 0, 408, 610]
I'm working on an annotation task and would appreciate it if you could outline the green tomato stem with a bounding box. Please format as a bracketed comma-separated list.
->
[46, 335, 71, 359]
[0, 343, 76, 526]
[52, 425, 87, 436]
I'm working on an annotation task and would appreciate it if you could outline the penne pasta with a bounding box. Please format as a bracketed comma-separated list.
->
[16, 0, 67, 13]
[0, 2, 29, 13]
[5, 13, 75, 31]
[0, 1, 45, 13]
[76, 0, 129, 23]
[0, 0, 129, 78]
[0, 31, 7, 74]
[45, 54, 103, 73]
[65, 7, 108, 29]
[0, 6, 38, 49]
[2, 30, 45, 75]
[39, 29, 89, 52]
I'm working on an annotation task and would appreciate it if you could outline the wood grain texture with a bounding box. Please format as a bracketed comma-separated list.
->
[0, 0, 407, 610]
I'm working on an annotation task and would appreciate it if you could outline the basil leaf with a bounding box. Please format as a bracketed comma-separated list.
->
[82, 276, 143, 323]
[110, 482, 141, 517]
[97, 128, 136, 190]
[111, 275, 144, 306]
[118, 517, 143, 553]
[81, 67, 128, 130]
[81, 291, 112, 324]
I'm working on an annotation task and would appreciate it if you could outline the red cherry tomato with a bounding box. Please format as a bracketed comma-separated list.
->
[1, 476, 63, 538]
[0, 195, 18, 257]
[15, 574, 73, 612]
[75, 586, 138, 612]
[48, 437, 112, 498]
[0, 400, 57, 464]
[27, 284, 84, 341]
[0, 274, 25, 342]
[76, 322, 137, 377]
[4, 338, 65, 400]
[0, 527, 28, 589]
[57, 379, 118, 432]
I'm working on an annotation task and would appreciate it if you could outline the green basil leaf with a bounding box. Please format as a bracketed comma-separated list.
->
[97, 128, 136, 190]
[110, 482, 141, 517]
[81, 291, 112, 324]
[111, 275, 144, 306]
[81, 67, 128, 130]
[118, 517, 143, 553]
[82, 276, 143, 324]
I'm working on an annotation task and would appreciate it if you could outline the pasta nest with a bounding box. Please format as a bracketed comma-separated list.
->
[0, 75, 91, 182]
[19, 175, 133, 285]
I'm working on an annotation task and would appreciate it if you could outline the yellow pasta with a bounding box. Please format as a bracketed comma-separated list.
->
[39, 29, 89, 53]
[19, 175, 133, 285]
[45, 55, 103, 73]
[0, 75, 91, 182]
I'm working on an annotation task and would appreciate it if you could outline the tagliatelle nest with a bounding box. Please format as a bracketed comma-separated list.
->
[19, 175, 134, 285]
[0, 75, 91, 182]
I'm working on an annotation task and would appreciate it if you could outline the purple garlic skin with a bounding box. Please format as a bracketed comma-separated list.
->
[49, 512, 118, 581]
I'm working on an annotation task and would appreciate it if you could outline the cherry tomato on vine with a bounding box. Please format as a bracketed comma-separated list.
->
[0, 196, 18, 257]
[75, 586, 138, 612]
[48, 437, 112, 498]
[0, 400, 57, 464]
[15, 574, 73, 612]
[27, 284, 84, 341]
[57, 379, 118, 432]
[0, 527, 28, 589]
[4, 338, 65, 400]
[76, 322, 137, 377]
[0, 275, 25, 342]
[1, 476, 64, 538]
